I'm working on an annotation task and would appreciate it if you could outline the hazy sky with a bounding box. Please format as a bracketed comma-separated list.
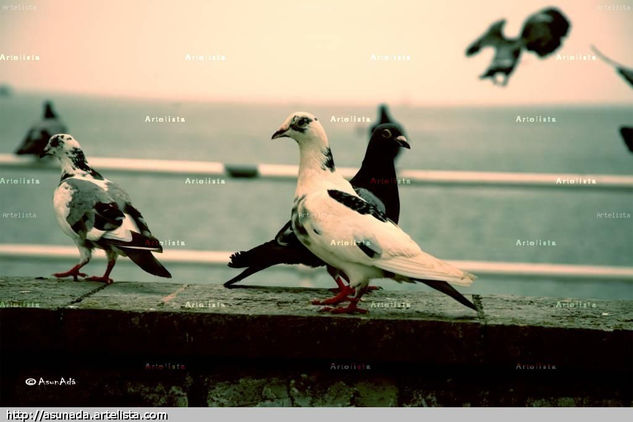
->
[1, 0, 632, 105]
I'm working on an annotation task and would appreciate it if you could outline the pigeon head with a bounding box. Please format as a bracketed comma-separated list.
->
[43, 101, 56, 119]
[271, 112, 327, 146]
[43, 134, 102, 179]
[41, 134, 81, 159]
[369, 124, 410, 156]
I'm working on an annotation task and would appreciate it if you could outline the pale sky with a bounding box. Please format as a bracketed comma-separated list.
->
[1, 0, 632, 105]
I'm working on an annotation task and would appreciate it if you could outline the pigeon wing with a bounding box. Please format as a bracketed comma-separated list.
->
[58, 178, 124, 240]
[466, 19, 506, 56]
[300, 189, 473, 286]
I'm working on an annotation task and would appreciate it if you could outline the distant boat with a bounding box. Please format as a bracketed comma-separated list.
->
[15, 101, 68, 157]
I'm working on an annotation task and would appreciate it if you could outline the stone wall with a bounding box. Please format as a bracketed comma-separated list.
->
[1, 277, 631, 406]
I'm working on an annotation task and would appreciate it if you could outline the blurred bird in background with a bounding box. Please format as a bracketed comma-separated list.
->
[15, 100, 68, 157]
[466, 7, 570, 86]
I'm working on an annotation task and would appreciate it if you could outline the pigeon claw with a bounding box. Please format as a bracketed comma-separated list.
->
[53, 266, 87, 281]
[85, 275, 114, 284]
[312, 285, 355, 305]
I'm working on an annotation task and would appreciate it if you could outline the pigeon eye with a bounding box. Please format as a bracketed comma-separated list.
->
[381, 129, 392, 139]
[298, 117, 310, 126]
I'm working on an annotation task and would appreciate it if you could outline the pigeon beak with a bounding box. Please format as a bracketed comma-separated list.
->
[395, 135, 411, 149]
[271, 127, 289, 140]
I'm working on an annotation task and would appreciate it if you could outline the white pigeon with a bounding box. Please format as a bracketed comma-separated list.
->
[271, 112, 476, 313]
[41, 134, 171, 283]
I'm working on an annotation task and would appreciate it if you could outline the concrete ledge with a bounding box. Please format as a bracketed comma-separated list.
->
[1, 277, 632, 406]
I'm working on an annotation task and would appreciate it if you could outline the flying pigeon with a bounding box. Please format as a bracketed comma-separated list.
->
[271, 112, 476, 314]
[15, 101, 68, 157]
[591, 46, 633, 153]
[225, 123, 410, 305]
[41, 134, 171, 283]
[466, 7, 570, 86]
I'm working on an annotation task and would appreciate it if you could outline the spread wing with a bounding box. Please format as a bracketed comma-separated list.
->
[466, 19, 507, 56]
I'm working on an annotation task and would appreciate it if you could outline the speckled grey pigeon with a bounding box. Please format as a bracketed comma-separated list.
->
[41, 134, 171, 283]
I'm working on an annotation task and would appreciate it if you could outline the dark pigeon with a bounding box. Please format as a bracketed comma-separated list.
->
[224, 123, 410, 289]
[466, 8, 570, 86]
[15, 101, 68, 157]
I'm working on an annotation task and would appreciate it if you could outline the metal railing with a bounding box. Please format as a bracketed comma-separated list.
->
[2, 154, 632, 281]
[1, 244, 632, 281]
[2, 154, 633, 190]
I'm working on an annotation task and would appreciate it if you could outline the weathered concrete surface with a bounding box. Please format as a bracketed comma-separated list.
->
[1, 276, 632, 406]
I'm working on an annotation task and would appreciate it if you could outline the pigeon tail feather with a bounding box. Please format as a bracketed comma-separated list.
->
[121, 248, 171, 278]
[412, 278, 477, 310]
[378, 254, 476, 287]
